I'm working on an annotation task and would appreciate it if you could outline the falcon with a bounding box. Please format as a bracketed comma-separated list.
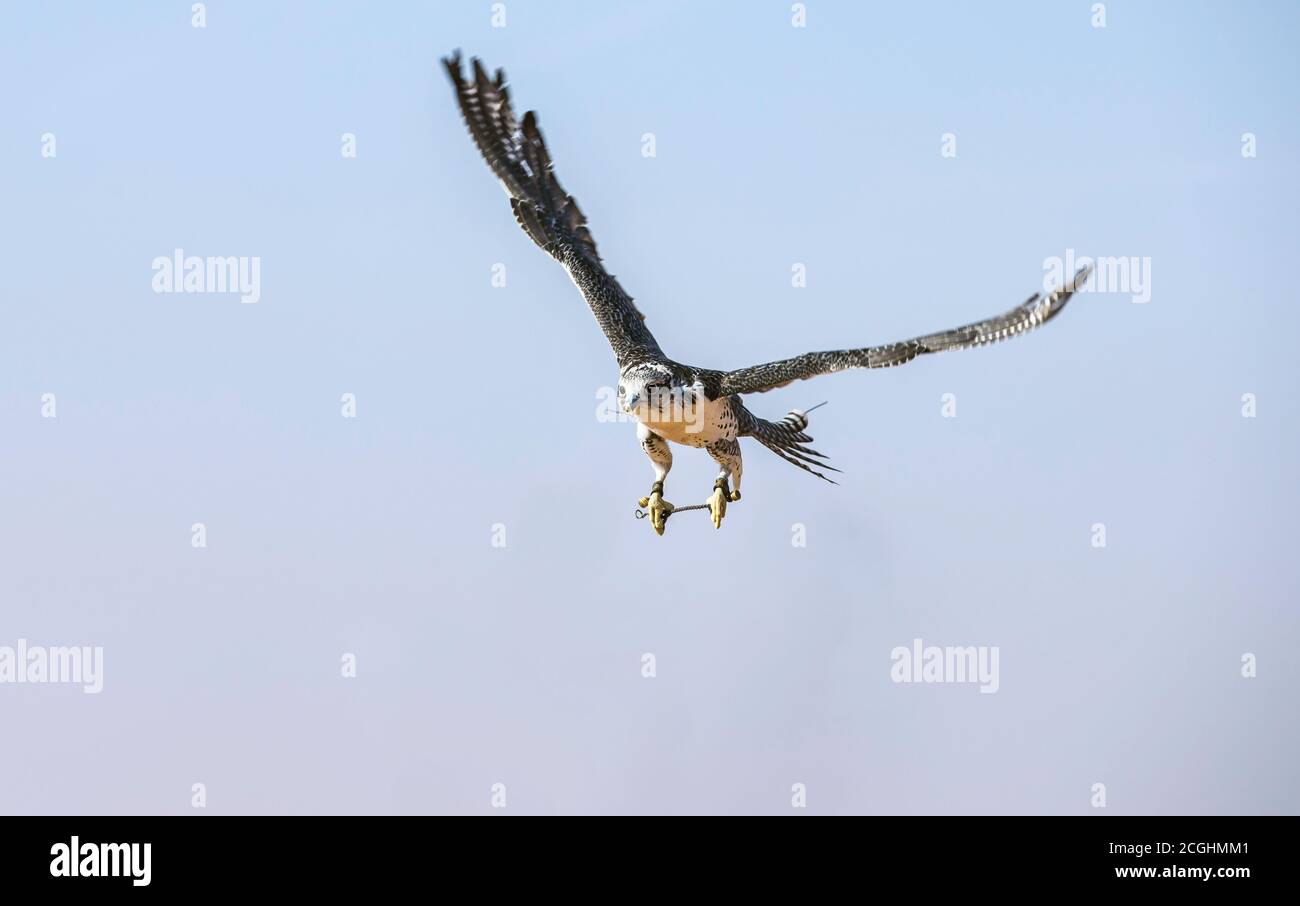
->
[443, 52, 1092, 535]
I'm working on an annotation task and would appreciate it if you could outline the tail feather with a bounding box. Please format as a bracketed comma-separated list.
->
[746, 406, 840, 483]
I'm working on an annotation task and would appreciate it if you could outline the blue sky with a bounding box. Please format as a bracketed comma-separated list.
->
[1, 1, 1297, 814]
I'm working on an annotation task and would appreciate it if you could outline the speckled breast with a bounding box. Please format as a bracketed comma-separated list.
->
[631, 391, 738, 447]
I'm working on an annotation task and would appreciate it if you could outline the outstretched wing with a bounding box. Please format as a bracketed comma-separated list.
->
[442, 51, 662, 366]
[714, 265, 1093, 397]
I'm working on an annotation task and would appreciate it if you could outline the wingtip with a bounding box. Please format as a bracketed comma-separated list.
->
[1069, 262, 1094, 292]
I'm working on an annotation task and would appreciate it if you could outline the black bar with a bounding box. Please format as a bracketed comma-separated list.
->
[0, 817, 1281, 892]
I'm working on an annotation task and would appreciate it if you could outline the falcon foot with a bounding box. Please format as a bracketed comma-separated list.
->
[707, 478, 741, 530]
[636, 482, 674, 536]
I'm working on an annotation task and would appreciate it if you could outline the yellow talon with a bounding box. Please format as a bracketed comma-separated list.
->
[707, 487, 728, 529]
[645, 491, 673, 536]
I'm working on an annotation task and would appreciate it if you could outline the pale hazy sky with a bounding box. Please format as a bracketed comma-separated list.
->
[1, 1, 1297, 814]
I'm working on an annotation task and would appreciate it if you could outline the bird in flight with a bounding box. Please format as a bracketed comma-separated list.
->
[443, 51, 1092, 535]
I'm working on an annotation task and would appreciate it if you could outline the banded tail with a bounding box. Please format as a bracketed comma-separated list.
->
[745, 402, 840, 483]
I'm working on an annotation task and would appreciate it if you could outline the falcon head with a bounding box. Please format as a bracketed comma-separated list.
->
[618, 363, 679, 418]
